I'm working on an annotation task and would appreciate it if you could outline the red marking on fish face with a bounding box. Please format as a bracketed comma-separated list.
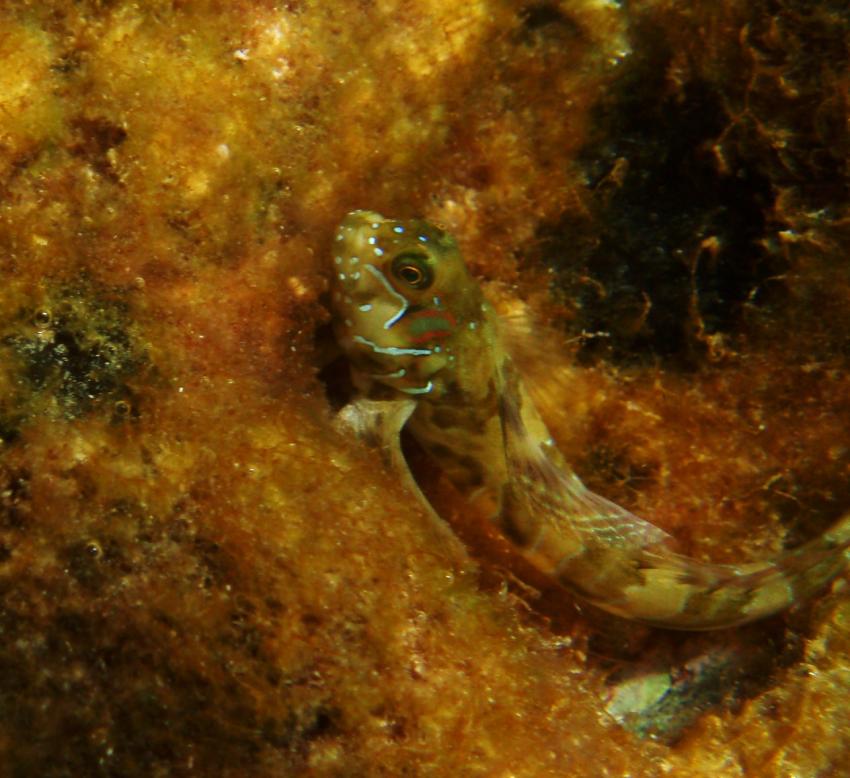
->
[407, 308, 457, 344]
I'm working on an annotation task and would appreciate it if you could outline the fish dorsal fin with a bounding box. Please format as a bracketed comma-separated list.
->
[487, 285, 594, 446]
[493, 325, 674, 554]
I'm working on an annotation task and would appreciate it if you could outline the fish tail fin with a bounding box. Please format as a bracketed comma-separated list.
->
[561, 511, 850, 630]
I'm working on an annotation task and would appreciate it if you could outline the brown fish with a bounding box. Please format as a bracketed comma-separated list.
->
[329, 209, 850, 629]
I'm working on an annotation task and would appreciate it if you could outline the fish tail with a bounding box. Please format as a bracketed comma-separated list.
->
[551, 511, 850, 630]
[500, 366, 850, 629]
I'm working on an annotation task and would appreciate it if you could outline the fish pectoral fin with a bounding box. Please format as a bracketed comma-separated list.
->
[335, 395, 423, 508]
[335, 397, 417, 470]
[336, 397, 467, 555]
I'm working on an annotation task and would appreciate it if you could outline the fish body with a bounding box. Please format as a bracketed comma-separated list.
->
[330, 210, 850, 630]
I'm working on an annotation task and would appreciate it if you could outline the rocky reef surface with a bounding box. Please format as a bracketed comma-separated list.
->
[0, 1, 848, 775]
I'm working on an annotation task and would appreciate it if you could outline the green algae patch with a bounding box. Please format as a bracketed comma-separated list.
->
[1, 279, 147, 423]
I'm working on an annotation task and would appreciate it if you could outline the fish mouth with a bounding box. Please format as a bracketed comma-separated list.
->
[337, 210, 386, 237]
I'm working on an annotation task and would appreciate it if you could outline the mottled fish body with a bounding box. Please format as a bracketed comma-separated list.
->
[330, 210, 850, 630]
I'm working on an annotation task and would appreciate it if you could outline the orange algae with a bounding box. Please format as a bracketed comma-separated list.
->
[0, 1, 848, 776]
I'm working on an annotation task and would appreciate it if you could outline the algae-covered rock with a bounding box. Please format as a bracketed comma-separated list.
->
[0, 1, 848, 776]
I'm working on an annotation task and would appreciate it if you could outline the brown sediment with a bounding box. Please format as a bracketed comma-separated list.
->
[0, 0, 848, 775]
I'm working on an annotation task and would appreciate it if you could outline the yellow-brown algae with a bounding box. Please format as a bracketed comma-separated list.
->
[0, 1, 848, 775]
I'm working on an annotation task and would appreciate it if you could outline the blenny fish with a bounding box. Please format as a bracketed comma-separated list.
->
[329, 209, 850, 630]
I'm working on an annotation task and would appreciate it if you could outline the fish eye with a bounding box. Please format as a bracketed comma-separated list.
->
[391, 253, 433, 289]
[33, 309, 52, 327]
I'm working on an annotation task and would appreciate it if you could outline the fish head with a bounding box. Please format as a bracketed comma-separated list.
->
[329, 210, 484, 398]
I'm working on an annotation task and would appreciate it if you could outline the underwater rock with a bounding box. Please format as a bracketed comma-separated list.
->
[0, 1, 847, 776]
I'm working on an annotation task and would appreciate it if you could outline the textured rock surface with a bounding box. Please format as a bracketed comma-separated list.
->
[0, 1, 848, 775]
